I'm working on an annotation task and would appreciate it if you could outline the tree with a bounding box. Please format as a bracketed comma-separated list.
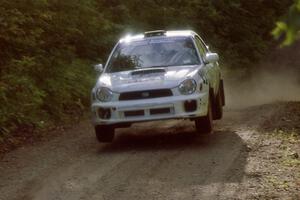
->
[273, 0, 300, 46]
[0, 0, 293, 136]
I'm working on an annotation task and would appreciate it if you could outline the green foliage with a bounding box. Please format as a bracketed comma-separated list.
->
[0, 0, 100, 135]
[0, 0, 292, 136]
[273, 0, 300, 46]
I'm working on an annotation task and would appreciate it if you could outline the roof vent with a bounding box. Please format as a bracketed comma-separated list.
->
[144, 30, 166, 37]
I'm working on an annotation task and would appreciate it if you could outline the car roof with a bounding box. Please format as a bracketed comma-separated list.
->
[119, 30, 197, 43]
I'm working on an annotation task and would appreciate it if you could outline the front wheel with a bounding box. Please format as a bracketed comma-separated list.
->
[95, 125, 115, 143]
[195, 96, 213, 134]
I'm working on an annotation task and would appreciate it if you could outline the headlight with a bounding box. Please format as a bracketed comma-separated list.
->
[178, 79, 197, 95]
[96, 87, 113, 102]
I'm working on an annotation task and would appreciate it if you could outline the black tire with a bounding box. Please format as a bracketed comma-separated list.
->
[195, 96, 213, 134]
[220, 79, 225, 106]
[214, 85, 223, 120]
[95, 125, 115, 143]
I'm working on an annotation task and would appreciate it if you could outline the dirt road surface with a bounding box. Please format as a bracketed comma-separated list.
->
[0, 103, 299, 200]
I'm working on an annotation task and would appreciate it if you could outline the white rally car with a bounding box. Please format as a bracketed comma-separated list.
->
[91, 30, 225, 142]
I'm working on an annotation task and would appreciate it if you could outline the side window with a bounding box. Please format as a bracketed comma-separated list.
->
[195, 36, 207, 59]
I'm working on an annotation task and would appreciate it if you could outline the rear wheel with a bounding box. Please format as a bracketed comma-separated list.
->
[95, 125, 115, 143]
[195, 96, 213, 134]
[220, 79, 225, 106]
[214, 85, 223, 120]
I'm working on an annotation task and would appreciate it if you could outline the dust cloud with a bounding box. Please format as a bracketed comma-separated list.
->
[224, 67, 300, 109]
[224, 42, 300, 109]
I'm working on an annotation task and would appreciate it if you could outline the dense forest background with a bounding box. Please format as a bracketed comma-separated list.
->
[0, 0, 296, 137]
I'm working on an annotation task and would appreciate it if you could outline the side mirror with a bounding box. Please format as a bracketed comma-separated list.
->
[94, 64, 104, 73]
[204, 53, 219, 64]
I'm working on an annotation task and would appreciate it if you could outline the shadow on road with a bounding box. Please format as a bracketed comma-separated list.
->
[101, 130, 210, 152]
[98, 122, 249, 185]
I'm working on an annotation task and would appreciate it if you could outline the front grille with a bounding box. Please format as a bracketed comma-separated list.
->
[124, 110, 145, 117]
[150, 108, 171, 115]
[119, 89, 172, 101]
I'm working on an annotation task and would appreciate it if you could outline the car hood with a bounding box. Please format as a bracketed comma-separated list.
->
[97, 65, 201, 93]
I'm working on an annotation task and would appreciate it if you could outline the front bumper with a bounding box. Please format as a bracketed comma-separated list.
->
[91, 92, 209, 126]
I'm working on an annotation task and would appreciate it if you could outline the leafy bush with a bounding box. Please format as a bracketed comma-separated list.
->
[273, 0, 300, 46]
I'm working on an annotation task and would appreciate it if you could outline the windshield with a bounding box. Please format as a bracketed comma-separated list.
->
[106, 37, 200, 73]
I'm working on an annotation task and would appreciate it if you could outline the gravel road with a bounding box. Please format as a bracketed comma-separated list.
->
[0, 104, 299, 200]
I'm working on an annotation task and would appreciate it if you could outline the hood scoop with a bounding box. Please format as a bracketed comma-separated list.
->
[131, 68, 166, 76]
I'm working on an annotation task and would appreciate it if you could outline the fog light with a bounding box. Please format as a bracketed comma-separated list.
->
[184, 100, 197, 112]
[98, 108, 111, 119]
